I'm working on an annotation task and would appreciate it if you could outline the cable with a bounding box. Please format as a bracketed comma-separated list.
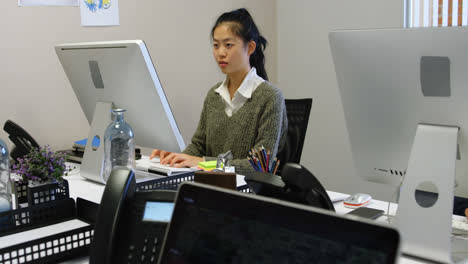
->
[386, 174, 406, 225]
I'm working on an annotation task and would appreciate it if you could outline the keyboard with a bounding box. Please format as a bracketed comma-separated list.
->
[146, 162, 194, 176]
[452, 216, 468, 235]
[136, 157, 195, 176]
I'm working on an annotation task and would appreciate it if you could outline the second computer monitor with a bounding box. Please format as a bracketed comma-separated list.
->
[330, 27, 468, 198]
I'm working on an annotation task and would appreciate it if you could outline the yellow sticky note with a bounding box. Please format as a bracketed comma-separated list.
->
[198, 160, 218, 170]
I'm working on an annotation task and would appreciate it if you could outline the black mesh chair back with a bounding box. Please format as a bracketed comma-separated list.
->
[276, 98, 312, 174]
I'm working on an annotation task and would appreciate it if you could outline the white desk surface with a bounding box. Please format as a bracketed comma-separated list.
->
[66, 165, 248, 204]
[60, 164, 466, 263]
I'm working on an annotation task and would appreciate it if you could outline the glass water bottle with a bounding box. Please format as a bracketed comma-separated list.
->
[103, 109, 135, 183]
[0, 139, 13, 212]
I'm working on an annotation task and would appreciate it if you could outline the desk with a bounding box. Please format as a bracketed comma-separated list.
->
[52, 165, 468, 263]
[330, 190, 468, 264]
[66, 165, 248, 204]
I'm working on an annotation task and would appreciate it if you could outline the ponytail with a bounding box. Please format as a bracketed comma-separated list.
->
[211, 8, 269, 81]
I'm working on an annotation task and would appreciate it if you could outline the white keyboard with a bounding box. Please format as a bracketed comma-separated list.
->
[147, 162, 186, 173]
[136, 157, 195, 176]
[452, 216, 468, 235]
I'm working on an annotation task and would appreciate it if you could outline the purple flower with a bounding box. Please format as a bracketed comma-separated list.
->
[12, 145, 71, 184]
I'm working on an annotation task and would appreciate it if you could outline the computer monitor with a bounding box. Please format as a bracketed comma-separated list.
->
[55, 40, 185, 183]
[330, 27, 468, 262]
[159, 182, 400, 264]
[329, 27, 468, 198]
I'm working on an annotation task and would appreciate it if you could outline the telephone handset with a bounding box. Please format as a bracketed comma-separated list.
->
[90, 169, 136, 264]
[244, 163, 335, 211]
[281, 163, 335, 210]
[3, 120, 40, 162]
[89, 169, 176, 264]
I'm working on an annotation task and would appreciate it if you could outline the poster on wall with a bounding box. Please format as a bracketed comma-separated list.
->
[80, 0, 119, 26]
[18, 0, 79, 6]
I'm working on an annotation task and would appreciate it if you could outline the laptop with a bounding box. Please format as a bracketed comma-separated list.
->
[158, 182, 400, 264]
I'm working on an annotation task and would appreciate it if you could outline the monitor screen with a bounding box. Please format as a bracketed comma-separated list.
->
[329, 27, 468, 198]
[142, 201, 174, 222]
[159, 182, 400, 264]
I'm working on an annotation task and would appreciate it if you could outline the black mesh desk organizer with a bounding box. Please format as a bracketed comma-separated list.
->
[0, 173, 249, 263]
[0, 198, 97, 264]
[14, 180, 70, 206]
[135, 171, 251, 193]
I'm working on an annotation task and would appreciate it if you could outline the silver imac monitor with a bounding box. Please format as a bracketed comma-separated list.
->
[330, 27, 468, 198]
[330, 27, 468, 262]
[55, 40, 185, 183]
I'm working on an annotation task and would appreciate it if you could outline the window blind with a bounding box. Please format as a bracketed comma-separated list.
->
[407, 0, 468, 27]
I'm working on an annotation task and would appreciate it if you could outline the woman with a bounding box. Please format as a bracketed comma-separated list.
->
[150, 8, 287, 174]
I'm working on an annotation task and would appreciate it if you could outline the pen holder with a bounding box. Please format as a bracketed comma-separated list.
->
[244, 171, 285, 195]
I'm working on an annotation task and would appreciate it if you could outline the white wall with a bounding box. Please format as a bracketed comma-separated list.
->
[277, 1, 404, 200]
[0, 1, 277, 152]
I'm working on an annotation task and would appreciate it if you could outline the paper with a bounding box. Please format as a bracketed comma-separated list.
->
[18, 0, 79, 6]
[80, 0, 119, 26]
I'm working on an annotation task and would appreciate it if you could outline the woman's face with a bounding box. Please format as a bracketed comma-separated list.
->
[212, 23, 254, 76]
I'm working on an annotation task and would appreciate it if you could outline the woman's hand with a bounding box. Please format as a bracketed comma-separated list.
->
[149, 149, 172, 160]
[160, 153, 203, 168]
[465, 208, 468, 221]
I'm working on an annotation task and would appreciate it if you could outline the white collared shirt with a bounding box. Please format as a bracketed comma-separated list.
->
[215, 67, 265, 117]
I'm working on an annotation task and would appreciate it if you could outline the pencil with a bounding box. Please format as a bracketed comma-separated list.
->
[272, 159, 280, 175]
[269, 158, 276, 173]
[266, 150, 270, 172]
[247, 157, 258, 171]
[255, 157, 263, 172]
[255, 148, 265, 172]
[261, 146, 267, 169]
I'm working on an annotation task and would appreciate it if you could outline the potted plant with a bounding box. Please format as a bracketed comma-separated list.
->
[12, 146, 72, 186]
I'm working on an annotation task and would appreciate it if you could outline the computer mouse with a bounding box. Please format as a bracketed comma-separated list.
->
[343, 193, 372, 208]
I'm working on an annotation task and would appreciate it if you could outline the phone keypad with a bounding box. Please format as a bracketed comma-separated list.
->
[125, 224, 166, 263]
[118, 191, 176, 264]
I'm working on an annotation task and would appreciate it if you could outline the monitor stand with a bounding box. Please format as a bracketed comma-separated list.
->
[80, 101, 113, 184]
[396, 123, 458, 263]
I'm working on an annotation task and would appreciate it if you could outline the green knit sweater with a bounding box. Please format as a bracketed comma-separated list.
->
[183, 81, 288, 174]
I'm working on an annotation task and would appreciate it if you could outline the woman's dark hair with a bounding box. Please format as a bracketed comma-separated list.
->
[211, 8, 269, 81]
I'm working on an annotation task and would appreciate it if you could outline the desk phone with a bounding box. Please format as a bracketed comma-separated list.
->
[89, 169, 176, 264]
[115, 190, 176, 263]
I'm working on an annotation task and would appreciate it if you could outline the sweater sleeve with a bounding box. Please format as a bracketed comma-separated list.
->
[255, 89, 286, 157]
[182, 94, 209, 157]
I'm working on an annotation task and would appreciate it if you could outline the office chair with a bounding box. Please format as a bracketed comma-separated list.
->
[275, 98, 312, 175]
